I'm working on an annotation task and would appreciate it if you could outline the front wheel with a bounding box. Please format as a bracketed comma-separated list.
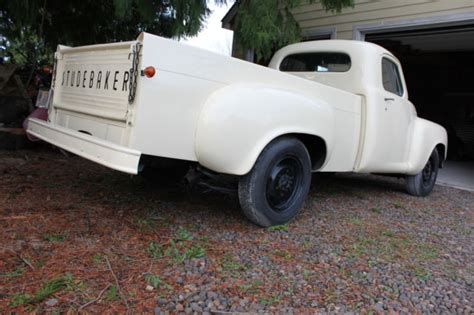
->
[238, 137, 312, 227]
[405, 149, 439, 197]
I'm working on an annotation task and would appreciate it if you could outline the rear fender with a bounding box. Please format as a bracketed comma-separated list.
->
[406, 118, 447, 175]
[195, 84, 334, 175]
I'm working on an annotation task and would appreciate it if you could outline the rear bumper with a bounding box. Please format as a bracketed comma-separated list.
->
[27, 118, 141, 174]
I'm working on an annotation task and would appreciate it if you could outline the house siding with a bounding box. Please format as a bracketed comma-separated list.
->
[293, 0, 474, 40]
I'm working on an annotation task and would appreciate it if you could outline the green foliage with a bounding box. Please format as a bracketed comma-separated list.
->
[9, 273, 73, 306]
[164, 240, 206, 263]
[92, 254, 104, 264]
[177, 227, 193, 241]
[267, 223, 289, 232]
[235, 0, 354, 62]
[146, 228, 205, 263]
[272, 249, 292, 259]
[105, 285, 119, 301]
[3, 267, 25, 277]
[144, 273, 171, 289]
[0, 0, 226, 65]
[43, 233, 66, 242]
[147, 241, 163, 258]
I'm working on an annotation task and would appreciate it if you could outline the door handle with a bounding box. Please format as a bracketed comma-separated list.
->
[385, 98, 395, 101]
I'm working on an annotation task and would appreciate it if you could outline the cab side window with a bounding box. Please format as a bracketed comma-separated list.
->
[382, 58, 404, 96]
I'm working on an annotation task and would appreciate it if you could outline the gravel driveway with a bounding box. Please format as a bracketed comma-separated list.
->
[0, 148, 473, 314]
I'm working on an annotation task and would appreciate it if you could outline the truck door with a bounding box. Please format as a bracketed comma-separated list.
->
[375, 56, 415, 171]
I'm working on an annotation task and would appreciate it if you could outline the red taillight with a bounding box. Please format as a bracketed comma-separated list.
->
[143, 66, 156, 78]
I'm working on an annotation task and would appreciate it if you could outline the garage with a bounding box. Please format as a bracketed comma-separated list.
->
[364, 24, 474, 189]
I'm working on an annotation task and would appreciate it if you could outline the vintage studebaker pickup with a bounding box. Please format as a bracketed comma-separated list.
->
[27, 33, 447, 227]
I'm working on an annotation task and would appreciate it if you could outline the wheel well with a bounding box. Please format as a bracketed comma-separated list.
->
[436, 143, 446, 168]
[289, 133, 327, 170]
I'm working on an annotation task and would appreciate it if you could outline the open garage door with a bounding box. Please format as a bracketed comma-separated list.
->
[366, 25, 474, 190]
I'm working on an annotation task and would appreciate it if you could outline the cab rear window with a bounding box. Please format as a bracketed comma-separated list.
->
[280, 52, 351, 72]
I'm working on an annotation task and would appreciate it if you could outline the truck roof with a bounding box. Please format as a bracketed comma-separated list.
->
[269, 39, 399, 69]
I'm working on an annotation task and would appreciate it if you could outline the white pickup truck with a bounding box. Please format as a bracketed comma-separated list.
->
[27, 32, 447, 227]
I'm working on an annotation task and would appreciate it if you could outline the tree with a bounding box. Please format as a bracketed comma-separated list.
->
[235, 0, 354, 62]
[0, 0, 226, 66]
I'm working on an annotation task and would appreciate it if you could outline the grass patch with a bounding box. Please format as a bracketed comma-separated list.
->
[177, 228, 193, 241]
[92, 253, 103, 264]
[2, 267, 25, 277]
[146, 241, 163, 258]
[236, 279, 263, 294]
[349, 217, 363, 226]
[259, 294, 281, 306]
[369, 207, 383, 214]
[268, 224, 289, 232]
[105, 285, 119, 301]
[392, 201, 405, 209]
[144, 274, 171, 289]
[412, 266, 432, 280]
[43, 233, 66, 242]
[415, 243, 439, 260]
[347, 230, 440, 263]
[303, 269, 312, 281]
[272, 249, 292, 259]
[218, 254, 248, 276]
[146, 228, 206, 263]
[9, 273, 73, 306]
[164, 240, 206, 263]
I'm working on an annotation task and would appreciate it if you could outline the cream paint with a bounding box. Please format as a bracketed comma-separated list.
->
[27, 33, 446, 176]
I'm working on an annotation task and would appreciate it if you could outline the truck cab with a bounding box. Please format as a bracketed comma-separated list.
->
[269, 40, 447, 176]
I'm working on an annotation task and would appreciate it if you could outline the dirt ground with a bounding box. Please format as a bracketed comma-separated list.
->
[1, 147, 473, 314]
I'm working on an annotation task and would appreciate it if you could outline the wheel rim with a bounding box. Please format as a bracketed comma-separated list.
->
[265, 155, 303, 212]
[421, 157, 435, 187]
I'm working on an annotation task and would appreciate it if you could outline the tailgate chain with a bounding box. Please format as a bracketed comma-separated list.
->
[128, 43, 142, 104]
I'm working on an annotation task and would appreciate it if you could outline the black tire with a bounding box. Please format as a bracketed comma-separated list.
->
[405, 149, 439, 197]
[238, 137, 312, 227]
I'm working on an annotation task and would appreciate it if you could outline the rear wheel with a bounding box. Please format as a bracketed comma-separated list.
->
[238, 137, 312, 227]
[405, 149, 439, 197]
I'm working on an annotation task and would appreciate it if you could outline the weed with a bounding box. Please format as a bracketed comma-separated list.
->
[259, 294, 280, 306]
[349, 217, 363, 226]
[184, 245, 205, 260]
[105, 285, 119, 301]
[369, 207, 383, 214]
[268, 224, 289, 232]
[132, 213, 162, 231]
[381, 230, 395, 238]
[147, 241, 163, 258]
[237, 279, 263, 294]
[164, 239, 205, 263]
[302, 238, 313, 250]
[220, 254, 247, 272]
[272, 249, 292, 259]
[10, 293, 32, 307]
[2, 267, 25, 277]
[415, 244, 439, 260]
[35, 260, 45, 268]
[92, 254, 103, 264]
[178, 228, 193, 241]
[144, 274, 162, 288]
[43, 233, 66, 242]
[199, 236, 209, 242]
[392, 201, 404, 209]
[412, 266, 432, 280]
[303, 269, 312, 281]
[9, 273, 73, 306]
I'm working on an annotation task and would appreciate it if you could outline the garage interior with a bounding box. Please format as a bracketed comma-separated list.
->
[366, 24, 474, 190]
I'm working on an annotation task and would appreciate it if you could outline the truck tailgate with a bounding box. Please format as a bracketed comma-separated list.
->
[54, 41, 139, 122]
